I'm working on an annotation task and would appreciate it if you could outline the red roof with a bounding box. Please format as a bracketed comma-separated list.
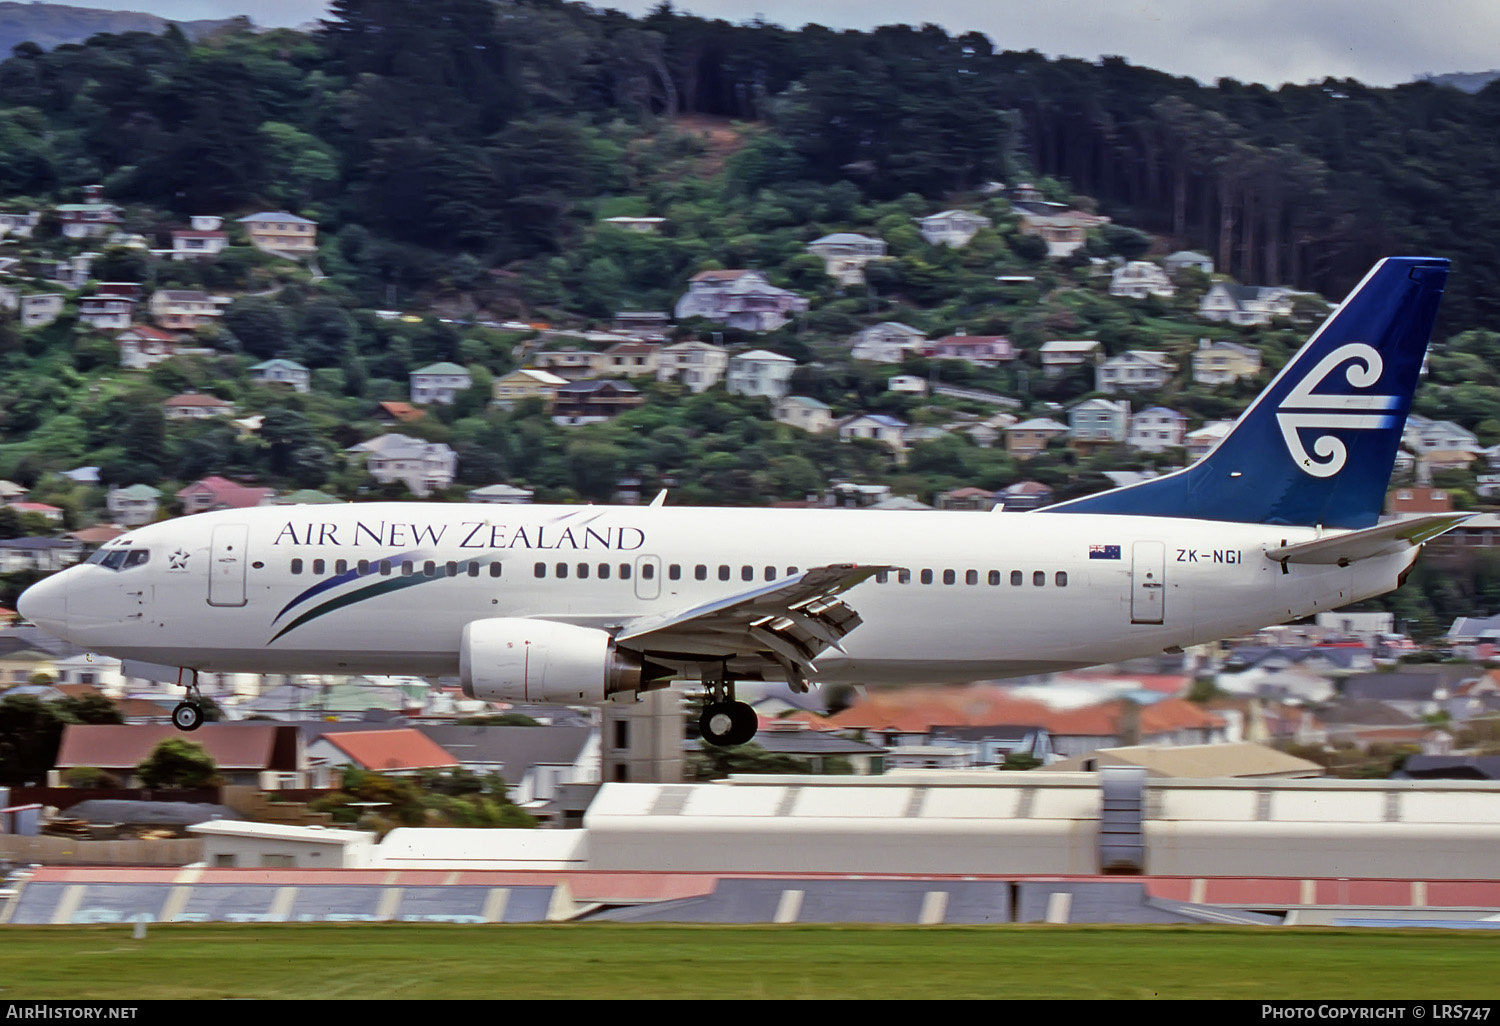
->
[164, 393, 232, 408]
[176, 476, 273, 508]
[118, 325, 178, 342]
[55, 723, 299, 771]
[377, 401, 426, 423]
[320, 729, 460, 771]
[10, 501, 60, 513]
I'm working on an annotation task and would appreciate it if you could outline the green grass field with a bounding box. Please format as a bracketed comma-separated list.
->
[1, 923, 1498, 999]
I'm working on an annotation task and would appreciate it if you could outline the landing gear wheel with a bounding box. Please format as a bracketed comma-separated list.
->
[728, 701, 758, 746]
[172, 702, 203, 732]
[700, 703, 738, 746]
[699, 701, 758, 747]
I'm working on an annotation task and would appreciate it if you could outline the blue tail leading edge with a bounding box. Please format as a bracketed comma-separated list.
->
[1042, 256, 1449, 529]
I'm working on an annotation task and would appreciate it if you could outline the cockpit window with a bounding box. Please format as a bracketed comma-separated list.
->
[87, 548, 149, 571]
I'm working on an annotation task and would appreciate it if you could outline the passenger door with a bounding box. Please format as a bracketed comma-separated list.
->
[208, 525, 249, 607]
[1130, 541, 1165, 625]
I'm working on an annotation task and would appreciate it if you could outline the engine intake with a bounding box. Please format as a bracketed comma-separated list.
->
[459, 618, 665, 704]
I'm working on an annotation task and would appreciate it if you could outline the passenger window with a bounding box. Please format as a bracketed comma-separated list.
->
[1056, 571, 1068, 587]
[423, 561, 437, 578]
[876, 570, 889, 584]
[556, 562, 568, 579]
[598, 563, 611, 580]
[313, 559, 325, 576]
[380, 560, 393, 576]
[534, 562, 546, 578]
[965, 570, 978, 585]
[1011, 571, 1022, 586]
[488, 562, 500, 578]
[291, 558, 303, 575]
[669, 564, 681, 580]
[741, 566, 753, 582]
[988, 570, 1001, 586]
[401, 560, 414, 576]
[620, 563, 632, 580]
[787, 566, 798, 576]
[695, 564, 707, 581]
[943, 569, 956, 585]
[1033, 571, 1046, 587]
[358, 560, 370, 575]
[577, 563, 590, 579]
[469, 562, 480, 577]
[642, 563, 655, 580]
[765, 566, 775, 581]
[920, 569, 933, 585]
[335, 559, 348, 575]
[718, 565, 730, 581]
[897, 569, 911, 584]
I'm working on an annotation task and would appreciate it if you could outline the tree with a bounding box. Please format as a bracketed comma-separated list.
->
[0, 694, 73, 785]
[136, 738, 218, 788]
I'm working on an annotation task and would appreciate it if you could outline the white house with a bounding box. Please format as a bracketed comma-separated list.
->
[917, 210, 992, 248]
[1127, 406, 1189, 452]
[806, 233, 888, 285]
[1096, 350, 1176, 393]
[673, 270, 808, 332]
[773, 395, 835, 434]
[849, 322, 926, 364]
[726, 349, 796, 398]
[250, 358, 311, 394]
[1039, 339, 1101, 377]
[839, 414, 908, 454]
[1165, 251, 1214, 275]
[887, 375, 928, 396]
[1185, 420, 1235, 459]
[1108, 261, 1177, 300]
[410, 362, 473, 405]
[19, 294, 63, 328]
[347, 434, 458, 497]
[1197, 282, 1295, 325]
[171, 216, 229, 261]
[467, 483, 535, 504]
[656, 340, 729, 392]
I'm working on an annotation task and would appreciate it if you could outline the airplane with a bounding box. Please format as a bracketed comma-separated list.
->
[18, 256, 1464, 746]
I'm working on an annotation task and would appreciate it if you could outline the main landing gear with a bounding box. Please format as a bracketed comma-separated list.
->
[172, 667, 204, 732]
[698, 664, 757, 747]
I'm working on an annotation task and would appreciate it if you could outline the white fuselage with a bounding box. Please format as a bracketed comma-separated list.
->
[23, 502, 1416, 686]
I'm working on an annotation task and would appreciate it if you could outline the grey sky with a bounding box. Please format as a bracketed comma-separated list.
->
[82, 1, 1500, 88]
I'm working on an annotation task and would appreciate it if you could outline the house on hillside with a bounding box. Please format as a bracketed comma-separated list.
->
[598, 341, 661, 377]
[727, 349, 796, 398]
[806, 233, 888, 285]
[19, 294, 63, 328]
[410, 362, 472, 405]
[1165, 251, 1214, 275]
[1068, 398, 1130, 447]
[927, 333, 1014, 366]
[150, 289, 230, 330]
[491, 367, 568, 407]
[773, 395, 835, 434]
[1013, 202, 1111, 258]
[163, 392, 234, 421]
[78, 293, 136, 330]
[1108, 261, 1176, 299]
[673, 270, 808, 332]
[839, 414, 907, 454]
[851, 322, 926, 363]
[177, 476, 275, 516]
[170, 216, 229, 260]
[305, 728, 459, 783]
[1127, 406, 1188, 452]
[250, 358, 311, 393]
[656, 340, 728, 392]
[117, 326, 206, 370]
[105, 484, 161, 527]
[1197, 282, 1294, 325]
[346, 434, 457, 497]
[1039, 339, 1101, 377]
[1005, 418, 1069, 459]
[55, 184, 120, 239]
[1192, 339, 1262, 384]
[551, 380, 644, 426]
[999, 480, 1054, 511]
[917, 210, 992, 248]
[237, 211, 318, 256]
[1096, 350, 1176, 393]
[532, 346, 601, 381]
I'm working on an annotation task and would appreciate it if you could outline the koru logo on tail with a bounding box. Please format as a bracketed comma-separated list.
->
[1275, 343, 1400, 478]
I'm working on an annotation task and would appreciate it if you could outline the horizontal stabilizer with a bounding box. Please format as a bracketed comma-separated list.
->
[1265, 513, 1471, 566]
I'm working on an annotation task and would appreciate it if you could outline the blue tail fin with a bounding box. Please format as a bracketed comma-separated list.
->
[1042, 256, 1449, 529]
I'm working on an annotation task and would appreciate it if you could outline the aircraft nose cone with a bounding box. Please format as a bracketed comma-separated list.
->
[18, 573, 69, 639]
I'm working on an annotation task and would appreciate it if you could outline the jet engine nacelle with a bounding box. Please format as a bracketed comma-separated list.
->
[459, 617, 648, 704]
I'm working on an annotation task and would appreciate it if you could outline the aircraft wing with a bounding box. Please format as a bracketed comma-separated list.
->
[614, 564, 893, 689]
[1265, 513, 1472, 566]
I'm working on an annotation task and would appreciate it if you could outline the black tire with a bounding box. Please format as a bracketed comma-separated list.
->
[727, 701, 758, 746]
[172, 702, 203, 732]
[699, 703, 738, 746]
